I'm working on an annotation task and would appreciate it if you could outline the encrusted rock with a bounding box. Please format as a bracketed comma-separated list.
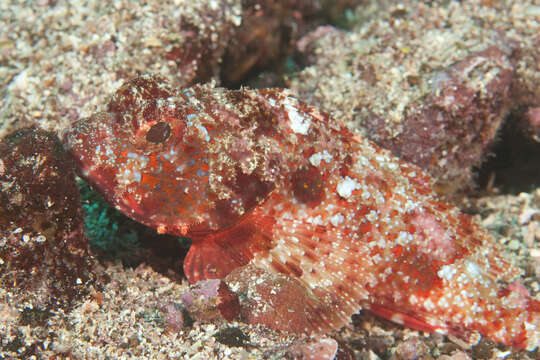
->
[291, 0, 540, 192]
[0, 128, 97, 311]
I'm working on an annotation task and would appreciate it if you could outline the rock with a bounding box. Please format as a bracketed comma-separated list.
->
[291, 0, 540, 193]
[0, 128, 97, 312]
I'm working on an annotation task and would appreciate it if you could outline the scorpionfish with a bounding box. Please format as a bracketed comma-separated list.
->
[63, 75, 539, 350]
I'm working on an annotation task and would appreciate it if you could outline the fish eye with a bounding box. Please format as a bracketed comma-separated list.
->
[146, 122, 171, 144]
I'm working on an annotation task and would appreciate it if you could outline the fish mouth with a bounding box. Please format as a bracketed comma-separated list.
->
[62, 112, 122, 199]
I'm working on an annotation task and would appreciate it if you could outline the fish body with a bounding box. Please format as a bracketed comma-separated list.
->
[64, 75, 539, 350]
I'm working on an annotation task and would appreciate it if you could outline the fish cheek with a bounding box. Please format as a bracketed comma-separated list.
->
[291, 166, 325, 207]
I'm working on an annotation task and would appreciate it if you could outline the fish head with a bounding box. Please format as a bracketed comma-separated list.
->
[62, 75, 222, 236]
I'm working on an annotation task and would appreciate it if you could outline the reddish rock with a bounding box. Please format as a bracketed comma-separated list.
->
[181, 279, 240, 322]
[0, 128, 97, 312]
[161, 302, 188, 332]
[221, 0, 322, 86]
[291, 0, 540, 193]
[393, 336, 430, 360]
[286, 336, 339, 360]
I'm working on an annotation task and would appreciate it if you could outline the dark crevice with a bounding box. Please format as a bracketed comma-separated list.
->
[476, 112, 540, 195]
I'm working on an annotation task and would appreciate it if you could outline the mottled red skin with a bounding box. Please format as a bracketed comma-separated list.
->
[63, 75, 539, 351]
